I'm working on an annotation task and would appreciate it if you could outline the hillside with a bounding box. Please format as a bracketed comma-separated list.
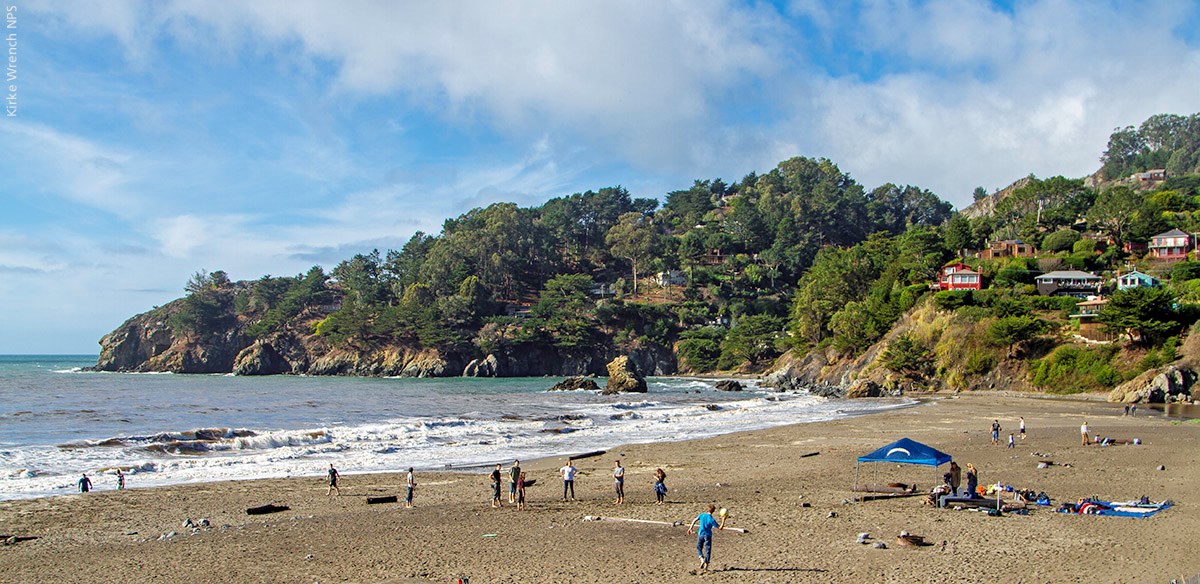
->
[95, 113, 1200, 402]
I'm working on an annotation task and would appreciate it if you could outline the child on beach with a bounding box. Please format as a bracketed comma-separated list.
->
[405, 467, 416, 508]
[653, 468, 667, 505]
[613, 460, 625, 506]
[116, 469, 125, 490]
[1007, 433, 1015, 448]
[516, 472, 527, 511]
[490, 464, 503, 508]
[687, 503, 727, 574]
[327, 464, 341, 496]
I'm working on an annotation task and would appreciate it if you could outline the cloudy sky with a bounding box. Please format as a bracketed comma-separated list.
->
[3, 0, 1199, 353]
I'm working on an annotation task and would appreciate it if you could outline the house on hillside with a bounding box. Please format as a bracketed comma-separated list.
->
[1116, 269, 1160, 291]
[655, 270, 687, 287]
[1123, 241, 1148, 255]
[1071, 297, 1117, 342]
[978, 239, 1036, 260]
[1148, 228, 1191, 261]
[1035, 270, 1102, 298]
[932, 262, 982, 291]
[1136, 169, 1167, 183]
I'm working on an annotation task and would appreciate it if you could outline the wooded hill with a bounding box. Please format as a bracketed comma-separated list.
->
[96, 113, 1200, 394]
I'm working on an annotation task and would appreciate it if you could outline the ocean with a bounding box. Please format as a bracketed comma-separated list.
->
[0, 355, 913, 500]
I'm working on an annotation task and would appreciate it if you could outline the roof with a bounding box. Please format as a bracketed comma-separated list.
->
[1076, 298, 1109, 307]
[1035, 270, 1100, 281]
[948, 269, 981, 276]
[1152, 228, 1190, 239]
[856, 438, 951, 467]
[1120, 270, 1158, 281]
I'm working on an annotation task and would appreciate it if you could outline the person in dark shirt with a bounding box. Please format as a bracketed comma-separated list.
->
[991, 420, 1002, 445]
[78, 473, 92, 493]
[327, 464, 341, 496]
[508, 460, 521, 504]
[490, 464, 503, 508]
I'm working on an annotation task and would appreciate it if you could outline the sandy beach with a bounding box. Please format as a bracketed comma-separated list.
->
[2, 393, 1198, 583]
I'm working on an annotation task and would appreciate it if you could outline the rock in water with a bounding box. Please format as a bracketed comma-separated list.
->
[714, 380, 743, 392]
[603, 356, 647, 394]
[549, 377, 600, 391]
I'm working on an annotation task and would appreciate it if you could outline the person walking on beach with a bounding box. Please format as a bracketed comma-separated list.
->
[1007, 432, 1015, 449]
[405, 467, 416, 509]
[1081, 420, 1090, 446]
[949, 462, 961, 496]
[490, 464, 503, 508]
[613, 460, 625, 506]
[78, 473, 91, 493]
[991, 420, 1002, 445]
[1019, 416, 1026, 440]
[516, 471, 527, 511]
[116, 469, 126, 490]
[965, 463, 979, 498]
[560, 458, 577, 501]
[326, 464, 341, 496]
[687, 504, 727, 574]
[508, 460, 521, 504]
[653, 468, 667, 505]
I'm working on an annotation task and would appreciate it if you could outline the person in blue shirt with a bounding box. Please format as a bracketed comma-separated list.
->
[687, 503, 727, 573]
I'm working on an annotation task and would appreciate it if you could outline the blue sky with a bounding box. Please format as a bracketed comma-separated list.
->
[2, 0, 1199, 353]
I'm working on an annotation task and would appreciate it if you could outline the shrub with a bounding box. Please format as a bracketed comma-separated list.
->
[934, 290, 973, 311]
[1029, 345, 1122, 393]
[1043, 230, 1081, 252]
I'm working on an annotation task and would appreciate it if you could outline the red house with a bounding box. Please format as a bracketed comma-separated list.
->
[1149, 228, 1191, 261]
[934, 262, 982, 291]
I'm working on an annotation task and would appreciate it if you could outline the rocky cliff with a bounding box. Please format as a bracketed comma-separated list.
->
[93, 300, 678, 378]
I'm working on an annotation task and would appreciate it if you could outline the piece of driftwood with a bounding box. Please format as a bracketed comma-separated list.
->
[570, 450, 607, 460]
[854, 492, 925, 502]
[799, 451, 820, 458]
[246, 504, 290, 515]
[366, 495, 398, 505]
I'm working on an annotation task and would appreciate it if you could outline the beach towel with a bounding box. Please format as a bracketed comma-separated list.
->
[1059, 499, 1173, 518]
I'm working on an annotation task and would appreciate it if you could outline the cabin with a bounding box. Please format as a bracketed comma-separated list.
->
[1035, 270, 1103, 298]
[655, 270, 688, 287]
[933, 262, 982, 291]
[1135, 169, 1167, 183]
[1116, 269, 1160, 291]
[978, 239, 1036, 260]
[1071, 297, 1117, 342]
[1149, 229, 1191, 261]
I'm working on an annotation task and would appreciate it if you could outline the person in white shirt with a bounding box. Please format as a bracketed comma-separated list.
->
[1081, 420, 1090, 446]
[560, 458, 577, 501]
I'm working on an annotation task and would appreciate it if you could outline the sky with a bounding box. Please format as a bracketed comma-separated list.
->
[2, 0, 1199, 354]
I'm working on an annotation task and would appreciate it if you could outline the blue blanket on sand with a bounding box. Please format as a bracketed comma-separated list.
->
[1060, 500, 1173, 518]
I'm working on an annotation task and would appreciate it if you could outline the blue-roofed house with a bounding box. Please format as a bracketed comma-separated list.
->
[1116, 270, 1160, 291]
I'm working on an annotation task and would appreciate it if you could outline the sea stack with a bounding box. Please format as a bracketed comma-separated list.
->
[603, 355, 647, 394]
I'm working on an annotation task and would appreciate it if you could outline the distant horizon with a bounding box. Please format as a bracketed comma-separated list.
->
[3, 1, 1199, 353]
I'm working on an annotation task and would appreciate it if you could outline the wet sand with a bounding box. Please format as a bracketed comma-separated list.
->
[2, 393, 1198, 583]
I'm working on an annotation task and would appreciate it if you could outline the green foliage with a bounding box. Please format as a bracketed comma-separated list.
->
[986, 315, 1048, 357]
[1042, 229, 1081, 252]
[963, 348, 998, 375]
[934, 290, 973, 311]
[1139, 336, 1180, 371]
[677, 327, 725, 372]
[1098, 287, 1181, 345]
[881, 334, 933, 377]
[1030, 345, 1123, 393]
[719, 314, 784, 368]
[1169, 261, 1200, 282]
[1101, 114, 1200, 180]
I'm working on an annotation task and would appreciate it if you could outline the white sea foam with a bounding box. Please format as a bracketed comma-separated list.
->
[0, 372, 914, 500]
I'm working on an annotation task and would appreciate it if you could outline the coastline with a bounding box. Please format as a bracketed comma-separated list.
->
[2, 392, 1197, 582]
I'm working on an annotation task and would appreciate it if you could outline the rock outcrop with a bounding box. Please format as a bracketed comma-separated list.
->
[845, 379, 882, 398]
[714, 380, 743, 392]
[1109, 365, 1198, 403]
[603, 356, 647, 394]
[549, 377, 600, 391]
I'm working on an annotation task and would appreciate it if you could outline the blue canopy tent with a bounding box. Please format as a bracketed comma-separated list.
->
[853, 438, 952, 494]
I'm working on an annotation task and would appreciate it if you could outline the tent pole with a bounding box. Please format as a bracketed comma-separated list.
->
[853, 462, 859, 492]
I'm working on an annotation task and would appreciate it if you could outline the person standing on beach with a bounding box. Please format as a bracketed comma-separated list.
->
[516, 471, 527, 511]
[405, 467, 416, 509]
[508, 460, 521, 504]
[1019, 416, 1026, 440]
[116, 469, 126, 490]
[949, 462, 961, 496]
[687, 503, 726, 574]
[991, 420, 1002, 445]
[326, 464, 341, 496]
[1007, 432, 1015, 449]
[78, 473, 91, 493]
[560, 458, 577, 501]
[965, 463, 978, 498]
[1081, 420, 1090, 446]
[653, 468, 667, 505]
[490, 464, 503, 508]
[613, 460, 625, 506]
